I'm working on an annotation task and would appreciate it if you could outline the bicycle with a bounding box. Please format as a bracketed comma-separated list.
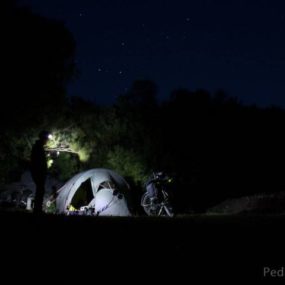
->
[141, 187, 174, 217]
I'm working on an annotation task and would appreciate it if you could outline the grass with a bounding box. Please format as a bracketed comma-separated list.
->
[1, 210, 284, 281]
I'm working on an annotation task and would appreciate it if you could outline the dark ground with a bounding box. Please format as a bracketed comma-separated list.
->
[1, 212, 284, 282]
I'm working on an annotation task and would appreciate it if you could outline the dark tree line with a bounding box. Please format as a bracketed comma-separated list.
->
[1, 1, 285, 213]
[113, 86, 285, 212]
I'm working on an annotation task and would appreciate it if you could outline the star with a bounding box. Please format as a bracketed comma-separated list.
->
[119, 71, 123, 75]
[121, 42, 125, 46]
[186, 17, 190, 22]
[98, 68, 102, 72]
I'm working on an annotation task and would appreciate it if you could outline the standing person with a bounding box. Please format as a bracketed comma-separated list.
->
[30, 130, 51, 214]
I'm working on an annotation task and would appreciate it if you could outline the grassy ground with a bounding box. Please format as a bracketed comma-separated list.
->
[1, 211, 284, 281]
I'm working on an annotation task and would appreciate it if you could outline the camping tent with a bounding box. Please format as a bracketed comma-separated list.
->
[56, 169, 132, 216]
[0, 171, 62, 210]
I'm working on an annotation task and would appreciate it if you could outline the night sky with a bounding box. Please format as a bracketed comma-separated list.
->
[18, 0, 285, 107]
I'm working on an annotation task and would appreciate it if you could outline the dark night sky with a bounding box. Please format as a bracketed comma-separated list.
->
[18, 0, 285, 107]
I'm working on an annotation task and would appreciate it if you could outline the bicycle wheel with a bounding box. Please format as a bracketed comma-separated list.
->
[141, 192, 161, 216]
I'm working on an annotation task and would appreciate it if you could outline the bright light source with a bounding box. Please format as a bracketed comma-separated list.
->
[57, 151, 60, 156]
[47, 159, 54, 168]
[48, 134, 53, 140]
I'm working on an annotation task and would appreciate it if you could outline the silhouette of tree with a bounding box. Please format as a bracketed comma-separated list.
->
[0, 2, 76, 184]
[1, 1, 76, 129]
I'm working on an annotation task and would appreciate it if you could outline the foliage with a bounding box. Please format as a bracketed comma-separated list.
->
[46, 127, 92, 162]
[105, 146, 148, 184]
[49, 152, 79, 181]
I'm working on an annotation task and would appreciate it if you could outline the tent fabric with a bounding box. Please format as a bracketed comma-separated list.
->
[88, 188, 130, 216]
[56, 168, 131, 216]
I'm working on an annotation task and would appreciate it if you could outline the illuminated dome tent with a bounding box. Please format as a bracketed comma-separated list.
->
[56, 169, 132, 216]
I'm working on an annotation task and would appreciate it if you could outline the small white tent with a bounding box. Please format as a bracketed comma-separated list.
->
[56, 169, 132, 216]
[0, 171, 62, 210]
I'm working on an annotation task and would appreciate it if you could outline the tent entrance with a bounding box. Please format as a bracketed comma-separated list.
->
[70, 179, 94, 209]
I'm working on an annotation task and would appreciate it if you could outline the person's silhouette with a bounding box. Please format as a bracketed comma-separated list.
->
[30, 131, 51, 214]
